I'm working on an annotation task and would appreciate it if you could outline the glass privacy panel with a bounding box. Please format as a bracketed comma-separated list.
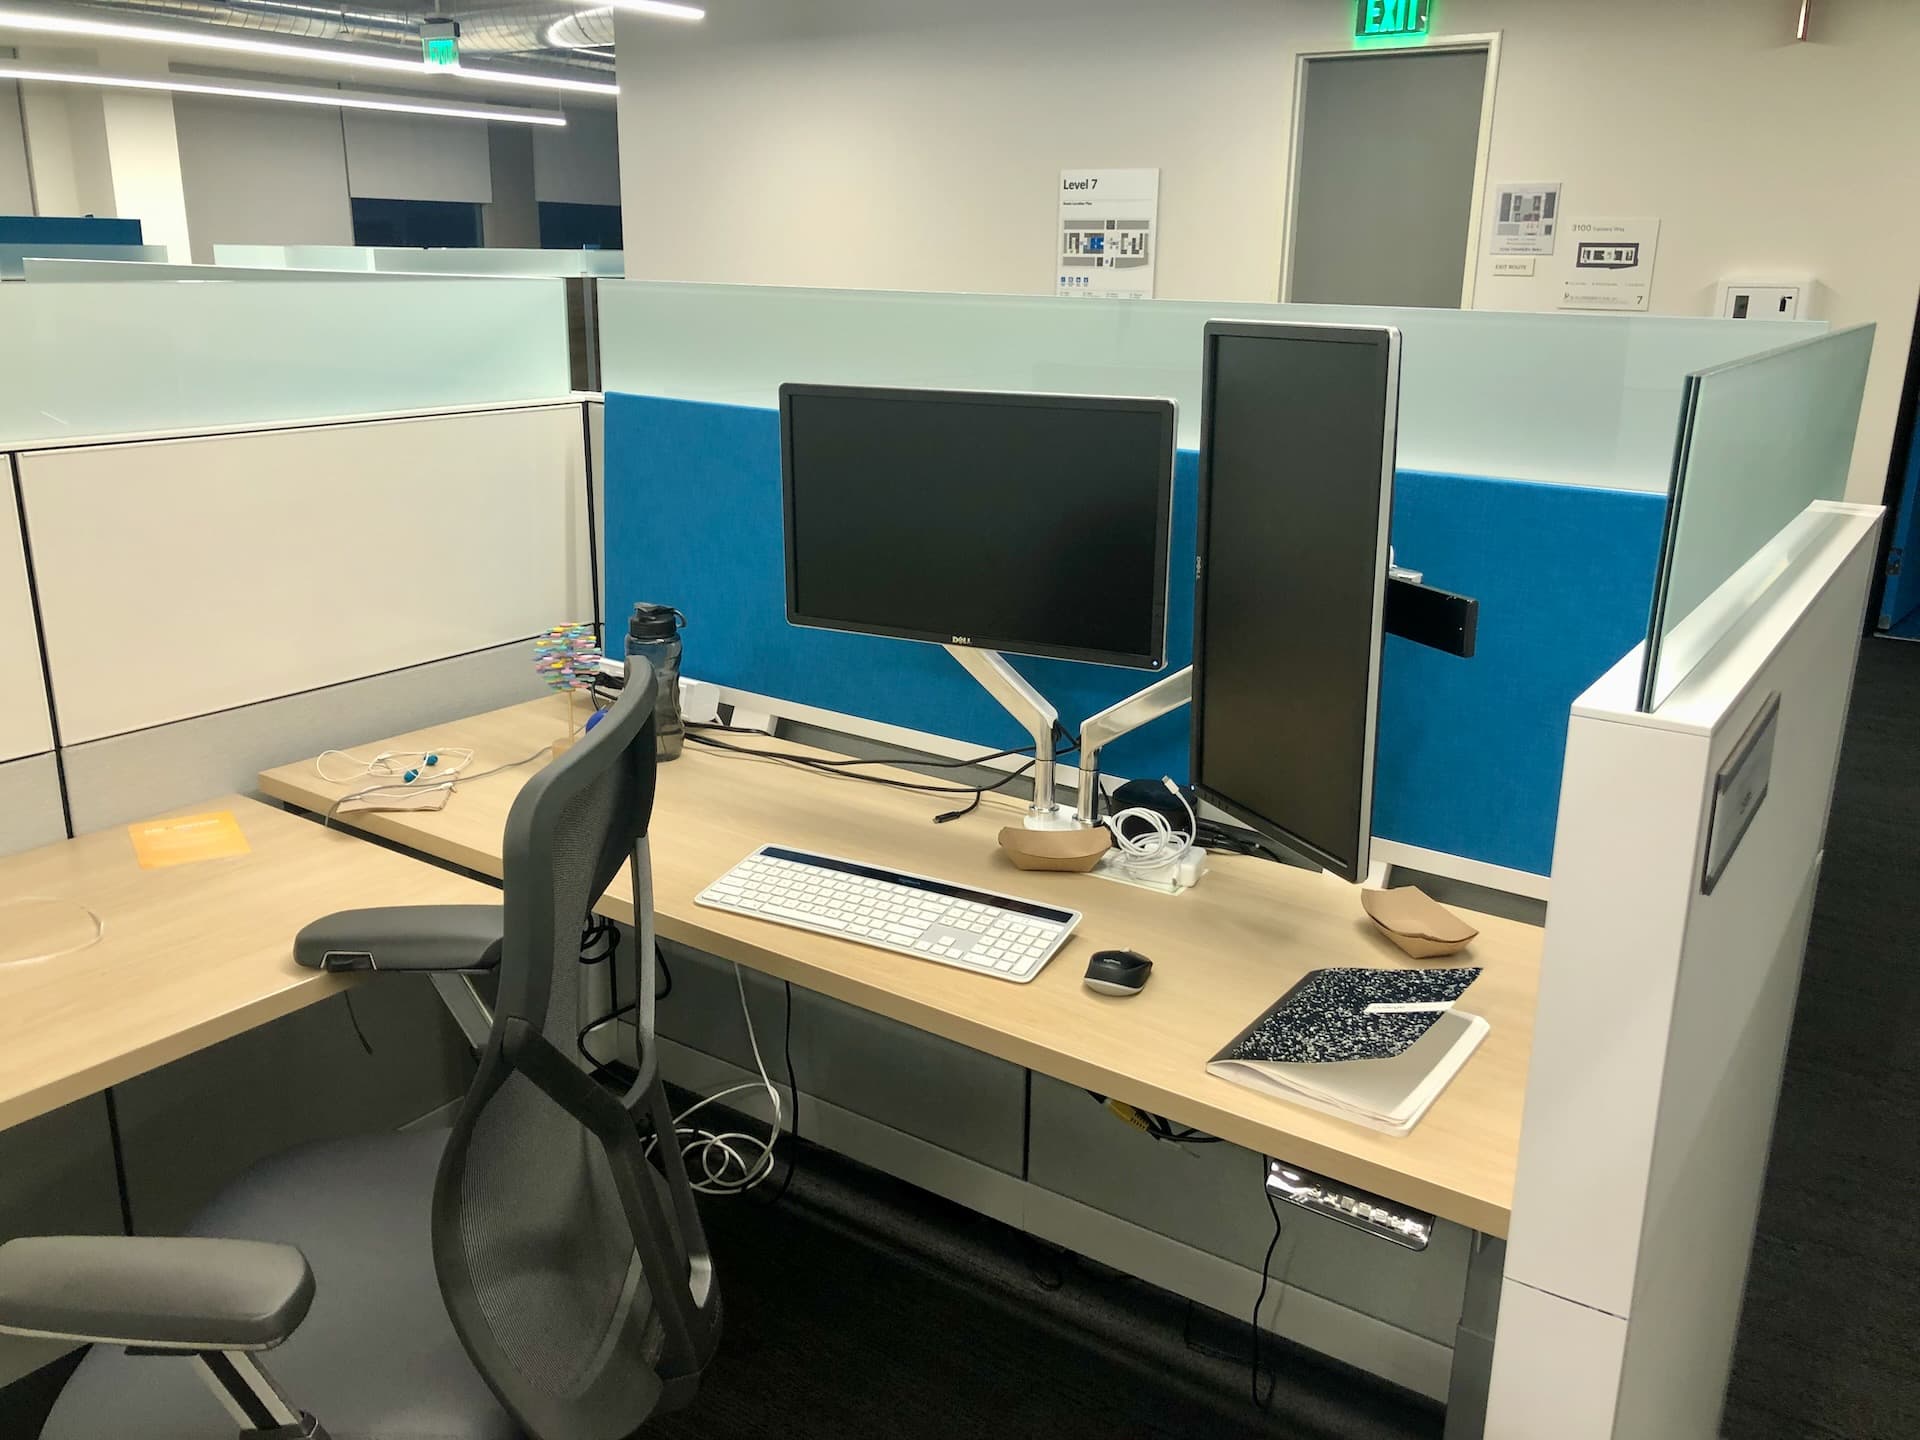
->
[211, 244, 623, 278]
[598, 281, 1824, 491]
[1641, 325, 1875, 710]
[0, 279, 571, 446]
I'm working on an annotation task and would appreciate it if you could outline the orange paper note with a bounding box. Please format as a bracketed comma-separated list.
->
[129, 812, 252, 869]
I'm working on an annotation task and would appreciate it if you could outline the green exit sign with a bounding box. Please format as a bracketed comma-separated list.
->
[1355, 0, 1431, 39]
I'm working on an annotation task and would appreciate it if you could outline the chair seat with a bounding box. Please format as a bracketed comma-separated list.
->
[44, 1127, 520, 1440]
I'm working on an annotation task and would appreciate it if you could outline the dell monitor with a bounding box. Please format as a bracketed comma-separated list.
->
[779, 384, 1176, 670]
[1190, 321, 1401, 883]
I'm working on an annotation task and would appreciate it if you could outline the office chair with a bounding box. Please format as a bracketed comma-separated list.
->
[0, 664, 722, 1439]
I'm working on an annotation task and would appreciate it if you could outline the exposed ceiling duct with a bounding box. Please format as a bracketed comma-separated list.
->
[50, 0, 615, 73]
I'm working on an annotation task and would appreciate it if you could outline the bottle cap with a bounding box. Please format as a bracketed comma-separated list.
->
[628, 603, 684, 643]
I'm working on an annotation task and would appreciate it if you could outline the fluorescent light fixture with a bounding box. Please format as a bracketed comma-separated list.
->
[0, 62, 568, 125]
[0, 7, 618, 94]
[593, 0, 704, 19]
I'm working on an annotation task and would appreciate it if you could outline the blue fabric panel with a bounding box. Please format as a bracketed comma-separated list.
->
[604, 394, 1666, 877]
[1373, 472, 1666, 875]
[0, 215, 143, 245]
[603, 394, 1198, 785]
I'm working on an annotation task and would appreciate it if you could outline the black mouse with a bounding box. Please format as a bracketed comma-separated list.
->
[1084, 949, 1153, 997]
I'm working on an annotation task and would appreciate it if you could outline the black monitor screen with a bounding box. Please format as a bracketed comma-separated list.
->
[781, 386, 1175, 669]
[1191, 325, 1398, 881]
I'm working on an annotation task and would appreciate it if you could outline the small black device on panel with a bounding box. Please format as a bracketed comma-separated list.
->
[778, 384, 1177, 669]
[1190, 321, 1401, 884]
[1386, 576, 1478, 658]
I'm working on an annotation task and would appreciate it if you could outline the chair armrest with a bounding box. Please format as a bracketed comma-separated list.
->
[0, 1237, 313, 1352]
[294, 904, 503, 974]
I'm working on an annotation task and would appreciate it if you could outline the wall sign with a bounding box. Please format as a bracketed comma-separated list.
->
[1057, 169, 1159, 300]
[1556, 217, 1662, 312]
[1355, 0, 1431, 40]
[1490, 182, 1562, 256]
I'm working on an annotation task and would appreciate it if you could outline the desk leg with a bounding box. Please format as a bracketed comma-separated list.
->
[428, 973, 494, 1053]
[1443, 1232, 1504, 1440]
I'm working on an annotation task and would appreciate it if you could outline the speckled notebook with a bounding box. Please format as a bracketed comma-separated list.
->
[1207, 967, 1488, 1136]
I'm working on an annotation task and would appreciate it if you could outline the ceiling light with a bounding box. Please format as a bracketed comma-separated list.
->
[592, 0, 704, 19]
[0, 62, 567, 125]
[0, 7, 617, 94]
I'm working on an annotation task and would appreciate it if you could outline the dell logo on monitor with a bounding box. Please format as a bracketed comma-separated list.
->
[952, 635, 973, 645]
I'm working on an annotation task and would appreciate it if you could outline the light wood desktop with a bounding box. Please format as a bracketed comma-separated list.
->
[260, 696, 1542, 1236]
[0, 796, 497, 1133]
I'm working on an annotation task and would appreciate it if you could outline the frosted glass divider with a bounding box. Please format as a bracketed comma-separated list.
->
[1641, 324, 1875, 710]
[597, 281, 1824, 492]
[0, 279, 572, 447]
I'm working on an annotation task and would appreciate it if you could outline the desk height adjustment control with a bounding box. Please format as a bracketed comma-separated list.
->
[1266, 1158, 1435, 1251]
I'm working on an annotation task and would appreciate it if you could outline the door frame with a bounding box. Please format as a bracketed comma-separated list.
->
[1277, 31, 1504, 308]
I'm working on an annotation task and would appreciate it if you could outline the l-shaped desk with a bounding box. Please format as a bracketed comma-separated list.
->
[259, 693, 1543, 1240]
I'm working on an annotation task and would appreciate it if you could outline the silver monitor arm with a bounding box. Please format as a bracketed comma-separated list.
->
[1073, 666, 1192, 825]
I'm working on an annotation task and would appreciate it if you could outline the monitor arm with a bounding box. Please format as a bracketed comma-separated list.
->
[944, 646, 1078, 830]
[1074, 667, 1192, 825]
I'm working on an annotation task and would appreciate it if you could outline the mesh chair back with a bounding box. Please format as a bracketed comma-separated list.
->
[433, 667, 720, 1439]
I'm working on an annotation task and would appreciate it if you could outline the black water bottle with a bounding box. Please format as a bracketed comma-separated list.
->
[626, 603, 685, 760]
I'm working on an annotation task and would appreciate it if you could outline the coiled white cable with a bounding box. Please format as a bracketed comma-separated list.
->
[1101, 776, 1197, 877]
[644, 962, 784, 1195]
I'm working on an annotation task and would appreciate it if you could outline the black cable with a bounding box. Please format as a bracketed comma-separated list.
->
[342, 990, 374, 1056]
[686, 731, 1038, 796]
[1251, 1191, 1284, 1411]
[761, 979, 802, 1206]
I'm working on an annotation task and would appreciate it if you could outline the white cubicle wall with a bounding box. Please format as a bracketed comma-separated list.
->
[0, 279, 598, 1250]
[0, 480, 62, 854]
[1487, 503, 1882, 1438]
[10, 403, 593, 832]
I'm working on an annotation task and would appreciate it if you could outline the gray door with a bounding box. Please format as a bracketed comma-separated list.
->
[1286, 47, 1489, 308]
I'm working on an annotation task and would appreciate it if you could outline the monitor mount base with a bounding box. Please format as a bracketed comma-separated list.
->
[944, 646, 1083, 830]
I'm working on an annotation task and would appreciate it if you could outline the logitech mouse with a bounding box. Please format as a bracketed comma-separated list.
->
[1084, 949, 1153, 996]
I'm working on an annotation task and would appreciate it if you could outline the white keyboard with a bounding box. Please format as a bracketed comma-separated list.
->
[696, 846, 1081, 984]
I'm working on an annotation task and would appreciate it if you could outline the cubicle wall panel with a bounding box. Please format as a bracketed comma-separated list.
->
[61, 640, 549, 833]
[0, 753, 66, 855]
[1614, 532, 1875, 1438]
[20, 404, 592, 744]
[1374, 472, 1667, 877]
[1026, 1075, 1468, 1345]
[602, 393, 1668, 877]
[0, 468, 53, 763]
[114, 980, 474, 1235]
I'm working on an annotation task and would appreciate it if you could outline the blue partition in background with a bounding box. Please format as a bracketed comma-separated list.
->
[0, 215, 143, 246]
[604, 393, 1667, 878]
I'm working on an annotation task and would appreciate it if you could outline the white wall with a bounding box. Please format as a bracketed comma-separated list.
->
[175, 95, 353, 264]
[616, 0, 1920, 502]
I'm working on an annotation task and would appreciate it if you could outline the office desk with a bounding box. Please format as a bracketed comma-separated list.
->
[262, 696, 1542, 1236]
[0, 796, 497, 1133]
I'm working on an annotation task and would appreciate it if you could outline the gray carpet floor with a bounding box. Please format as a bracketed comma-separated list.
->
[1721, 635, 1920, 1439]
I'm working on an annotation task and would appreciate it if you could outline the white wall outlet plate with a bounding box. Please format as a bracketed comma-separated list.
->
[1716, 278, 1816, 321]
